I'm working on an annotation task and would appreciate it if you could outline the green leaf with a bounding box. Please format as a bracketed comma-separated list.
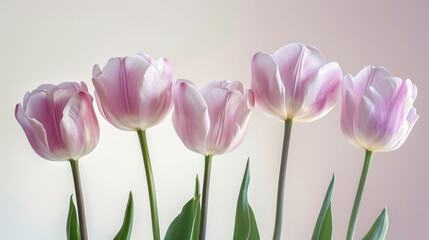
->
[191, 176, 201, 239]
[363, 207, 389, 240]
[66, 195, 81, 240]
[233, 158, 260, 240]
[248, 206, 259, 239]
[114, 191, 134, 240]
[312, 174, 335, 240]
[164, 175, 201, 240]
[318, 203, 332, 240]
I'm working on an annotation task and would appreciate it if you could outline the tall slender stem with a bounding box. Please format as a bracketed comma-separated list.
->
[199, 154, 213, 240]
[137, 130, 160, 240]
[346, 150, 374, 240]
[273, 119, 293, 240]
[69, 159, 88, 240]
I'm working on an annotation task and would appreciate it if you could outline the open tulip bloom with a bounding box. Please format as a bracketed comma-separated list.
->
[14, 45, 419, 240]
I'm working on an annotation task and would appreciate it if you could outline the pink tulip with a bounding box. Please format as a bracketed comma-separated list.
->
[172, 79, 255, 156]
[172, 79, 255, 239]
[341, 66, 419, 152]
[92, 53, 173, 131]
[251, 42, 342, 121]
[15, 82, 99, 161]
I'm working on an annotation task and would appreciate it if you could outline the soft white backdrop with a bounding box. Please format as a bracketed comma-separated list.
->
[1, 0, 428, 239]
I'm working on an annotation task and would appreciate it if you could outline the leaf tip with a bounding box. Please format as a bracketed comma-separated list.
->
[245, 158, 250, 175]
[195, 174, 200, 197]
[382, 207, 388, 220]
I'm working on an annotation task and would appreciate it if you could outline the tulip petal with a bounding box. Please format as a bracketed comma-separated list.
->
[251, 52, 287, 120]
[378, 79, 417, 151]
[349, 66, 392, 102]
[201, 84, 230, 153]
[221, 80, 244, 93]
[125, 55, 152, 114]
[221, 90, 254, 154]
[93, 56, 147, 130]
[202, 80, 251, 155]
[272, 43, 303, 91]
[172, 80, 210, 155]
[25, 89, 68, 155]
[341, 88, 359, 146]
[407, 82, 419, 129]
[355, 95, 377, 150]
[60, 92, 100, 160]
[92, 65, 127, 130]
[295, 62, 342, 122]
[15, 104, 57, 160]
[389, 105, 419, 151]
[273, 43, 326, 114]
[200, 81, 223, 96]
[138, 58, 173, 130]
[57, 81, 88, 92]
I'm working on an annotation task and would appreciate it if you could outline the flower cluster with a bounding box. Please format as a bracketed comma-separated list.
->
[15, 42, 418, 240]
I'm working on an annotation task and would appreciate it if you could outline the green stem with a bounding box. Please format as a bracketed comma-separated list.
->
[273, 119, 293, 240]
[137, 130, 160, 240]
[199, 154, 213, 240]
[69, 159, 88, 240]
[346, 150, 374, 240]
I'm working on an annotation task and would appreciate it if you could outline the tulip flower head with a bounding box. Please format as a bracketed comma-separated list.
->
[251, 42, 342, 122]
[15, 82, 100, 161]
[172, 80, 255, 156]
[341, 66, 419, 152]
[92, 53, 173, 131]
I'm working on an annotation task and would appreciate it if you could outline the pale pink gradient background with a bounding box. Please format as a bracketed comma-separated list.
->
[1, 0, 428, 239]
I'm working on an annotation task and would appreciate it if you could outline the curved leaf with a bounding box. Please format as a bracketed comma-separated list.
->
[312, 174, 335, 240]
[164, 175, 201, 240]
[114, 191, 134, 240]
[363, 208, 388, 240]
[233, 158, 260, 240]
[66, 195, 81, 240]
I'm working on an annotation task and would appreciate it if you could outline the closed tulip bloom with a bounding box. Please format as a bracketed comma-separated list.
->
[92, 53, 173, 131]
[172, 80, 255, 156]
[15, 82, 99, 161]
[343, 66, 419, 240]
[251, 42, 342, 121]
[93, 53, 173, 239]
[341, 66, 419, 152]
[172, 79, 255, 239]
